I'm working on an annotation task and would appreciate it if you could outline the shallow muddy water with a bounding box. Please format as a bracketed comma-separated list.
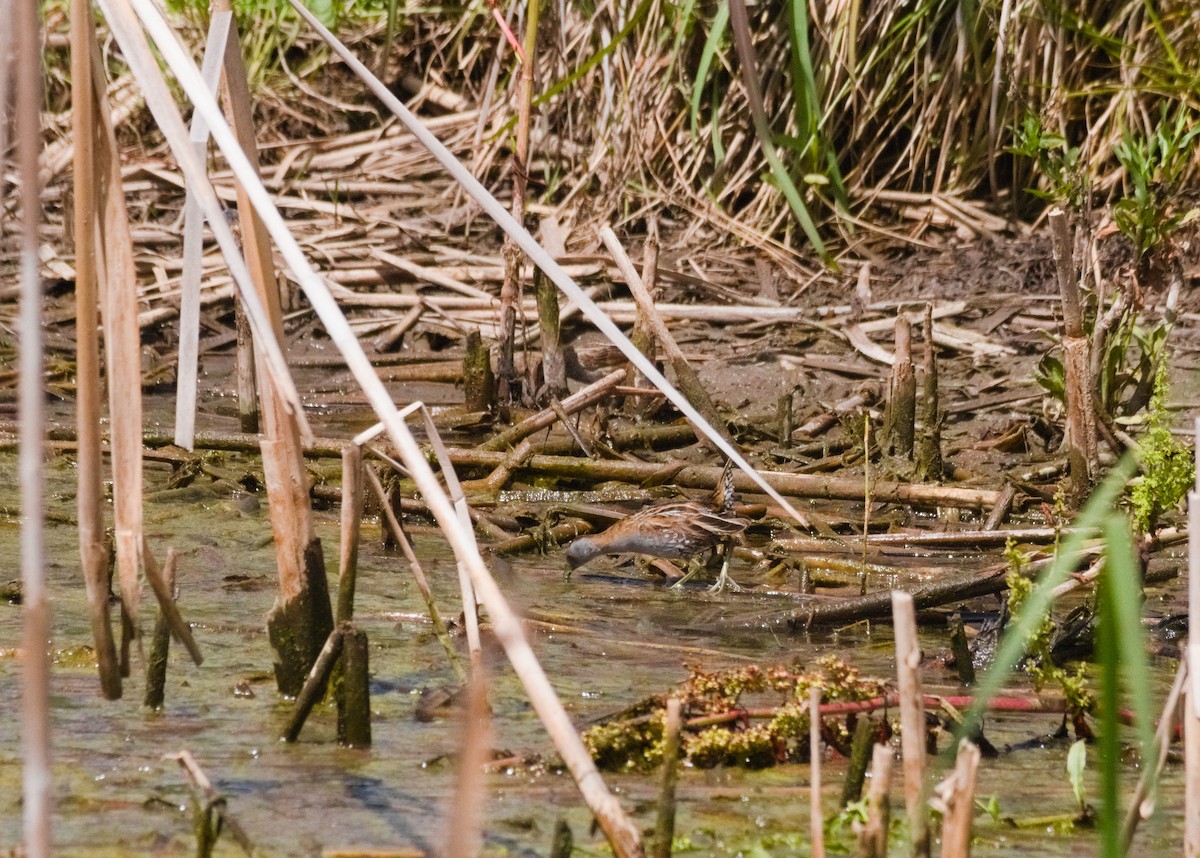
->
[0, 445, 1190, 857]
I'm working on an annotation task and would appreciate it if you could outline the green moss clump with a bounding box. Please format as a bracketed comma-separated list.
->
[581, 655, 884, 771]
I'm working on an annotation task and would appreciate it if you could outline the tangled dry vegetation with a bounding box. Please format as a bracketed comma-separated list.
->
[11, 0, 1199, 283]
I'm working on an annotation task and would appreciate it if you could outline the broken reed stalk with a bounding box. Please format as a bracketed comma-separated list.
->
[948, 613, 975, 686]
[794, 387, 876, 439]
[16, 0, 51, 845]
[891, 591, 930, 857]
[374, 302, 425, 352]
[70, 0, 121, 700]
[481, 369, 625, 451]
[365, 464, 466, 682]
[337, 444, 364, 623]
[174, 11, 232, 450]
[1049, 207, 1097, 502]
[628, 231, 660, 414]
[1186, 646, 1200, 858]
[337, 626, 371, 747]
[281, 625, 345, 743]
[537, 269, 568, 400]
[859, 742, 892, 858]
[550, 820, 574, 858]
[463, 330, 496, 413]
[841, 717, 876, 806]
[536, 216, 569, 400]
[809, 686, 826, 858]
[144, 550, 178, 709]
[883, 314, 916, 458]
[169, 751, 255, 855]
[599, 226, 737, 450]
[142, 543, 202, 666]
[495, 0, 541, 401]
[653, 697, 683, 858]
[777, 391, 794, 449]
[938, 740, 981, 858]
[234, 295, 259, 432]
[213, 1, 332, 694]
[90, 14, 147, 668]
[0, 0, 9, 177]
[443, 660, 491, 857]
[916, 304, 942, 482]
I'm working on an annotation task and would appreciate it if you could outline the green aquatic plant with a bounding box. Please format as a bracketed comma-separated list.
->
[1127, 361, 1192, 533]
[1003, 553, 1093, 721]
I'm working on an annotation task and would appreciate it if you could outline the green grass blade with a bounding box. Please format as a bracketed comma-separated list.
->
[689, 0, 729, 136]
[726, 0, 828, 262]
[1097, 536, 1122, 858]
[533, 0, 654, 108]
[1100, 514, 1159, 843]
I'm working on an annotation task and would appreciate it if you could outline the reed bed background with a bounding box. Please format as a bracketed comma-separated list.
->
[18, 0, 1199, 272]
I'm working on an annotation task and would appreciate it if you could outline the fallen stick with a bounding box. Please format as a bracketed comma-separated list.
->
[481, 368, 625, 451]
[779, 566, 1008, 629]
[440, 452, 1002, 510]
[281, 624, 344, 743]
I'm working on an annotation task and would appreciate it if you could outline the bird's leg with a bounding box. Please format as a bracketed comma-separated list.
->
[708, 540, 742, 593]
[670, 556, 708, 589]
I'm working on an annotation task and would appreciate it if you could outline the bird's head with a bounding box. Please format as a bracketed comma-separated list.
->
[565, 537, 600, 575]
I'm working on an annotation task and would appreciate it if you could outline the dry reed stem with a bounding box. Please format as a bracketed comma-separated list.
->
[70, 0, 121, 699]
[168, 751, 255, 853]
[216, 5, 320, 610]
[1188, 422, 1200, 858]
[481, 368, 625, 451]
[599, 225, 739, 449]
[891, 590, 930, 857]
[441, 450, 1002, 510]
[1186, 645, 1200, 858]
[858, 742, 892, 858]
[809, 686, 825, 858]
[91, 20, 146, 662]
[91, 0, 312, 444]
[281, 625, 345, 743]
[1121, 657, 1185, 849]
[17, 0, 51, 845]
[443, 659, 491, 857]
[652, 697, 683, 858]
[173, 11, 232, 450]
[936, 739, 980, 858]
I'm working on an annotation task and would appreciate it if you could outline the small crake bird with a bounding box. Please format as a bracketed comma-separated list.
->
[565, 461, 750, 592]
